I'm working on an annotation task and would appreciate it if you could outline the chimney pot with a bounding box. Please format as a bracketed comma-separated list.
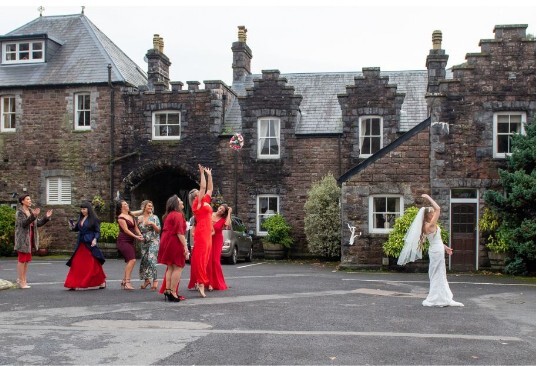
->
[238, 25, 247, 43]
[153, 34, 160, 50]
[432, 30, 442, 50]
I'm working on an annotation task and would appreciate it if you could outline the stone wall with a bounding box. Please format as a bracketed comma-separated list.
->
[0, 85, 115, 251]
[340, 127, 431, 269]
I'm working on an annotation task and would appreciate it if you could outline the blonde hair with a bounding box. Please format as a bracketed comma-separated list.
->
[188, 189, 198, 206]
[141, 200, 153, 214]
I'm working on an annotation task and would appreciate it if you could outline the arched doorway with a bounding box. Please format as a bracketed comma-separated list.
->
[122, 163, 198, 220]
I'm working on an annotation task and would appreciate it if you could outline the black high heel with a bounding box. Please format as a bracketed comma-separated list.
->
[163, 288, 171, 302]
[168, 292, 181, 302]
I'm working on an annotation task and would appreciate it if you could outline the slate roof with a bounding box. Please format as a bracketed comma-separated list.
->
[0, 14, 147, 87]
[226, 70, 451, 134]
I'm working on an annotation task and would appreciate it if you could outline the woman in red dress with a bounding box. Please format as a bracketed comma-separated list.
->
[207, 204, 232, 291]
[116, 200, 143, 290]
[64, 201, 106, 290]
[157, 195, 189, 302]
[187, 164, 213, 298]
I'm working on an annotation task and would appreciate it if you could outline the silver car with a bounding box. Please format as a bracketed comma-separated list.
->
[221, 216, 253, 264]
[187, 215, 253, 265]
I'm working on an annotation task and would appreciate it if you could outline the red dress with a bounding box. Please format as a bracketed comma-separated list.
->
[157, 211, 187, 294]
[188, 194, 213, 288]
[64, 244, 106, 289]
[207, 217, 228, 290]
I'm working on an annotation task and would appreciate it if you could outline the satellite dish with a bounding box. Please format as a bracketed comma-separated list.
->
[143, 55, 148, 63]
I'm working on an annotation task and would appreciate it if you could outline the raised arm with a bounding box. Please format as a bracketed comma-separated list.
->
[421, 194, 441, 226]
[196, 164, 206, 210]
[225, 207, 232, 228]
[205, 167, 213, 198]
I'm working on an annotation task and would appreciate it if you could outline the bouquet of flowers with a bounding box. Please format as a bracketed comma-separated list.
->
[229, 133, 244, 150]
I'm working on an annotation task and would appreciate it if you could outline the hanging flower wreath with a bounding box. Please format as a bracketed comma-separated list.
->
[229, 133, 244, 150]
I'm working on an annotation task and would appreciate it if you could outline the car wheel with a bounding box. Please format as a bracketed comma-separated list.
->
[245, 246, 253, 262]
[226, 246, 238, 265]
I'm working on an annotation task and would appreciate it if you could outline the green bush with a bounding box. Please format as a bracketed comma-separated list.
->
[100, 222, 119, 242]
[484, 121, 536, 275]
[478, 207, 508, 253]
[383, 206, 449, 258]
[304, 173, 341, 259]
[261, 214, 293, 248]
[0, 205, 16, 257]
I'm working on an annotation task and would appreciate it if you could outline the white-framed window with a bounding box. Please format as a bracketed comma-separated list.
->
[74, 93, 91, 130]
[369, 195, 403, 233]
[1, 96, 16, 132]
[2, 41, 44, 64]
[493, 112, 526, 158]
[359, 116, 383, 157]
[257, 195, 279, 235]
[258, 117, 280, 159]
[46, 177, 72, 205]
[152, 111, 181, 140]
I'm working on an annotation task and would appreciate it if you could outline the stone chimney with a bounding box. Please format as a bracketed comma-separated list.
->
[146, 34, 171, 91]
[231, 25, 252, 84]
[426, 30, 449, 94]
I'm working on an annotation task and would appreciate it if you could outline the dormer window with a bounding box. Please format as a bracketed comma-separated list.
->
[2, 41, 44, 64]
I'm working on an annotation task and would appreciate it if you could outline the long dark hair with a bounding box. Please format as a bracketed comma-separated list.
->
[163, 195, 183, 223]
[79, 201, 99, 229]
[115, 199, 135, 222]
[217, 204, 229, 218]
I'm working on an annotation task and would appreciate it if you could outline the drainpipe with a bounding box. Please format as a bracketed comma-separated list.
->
[108, 64, 115, 222]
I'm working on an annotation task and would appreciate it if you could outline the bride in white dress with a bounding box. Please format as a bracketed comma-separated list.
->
[398, 194, 464, 307]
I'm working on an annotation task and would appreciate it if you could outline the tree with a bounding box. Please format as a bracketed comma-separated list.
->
[484, 121, 536, 275]
[304, 173, 341, 259]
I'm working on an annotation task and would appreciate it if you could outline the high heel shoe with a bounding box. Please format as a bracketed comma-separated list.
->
[150, 281, 158, 291]
[99, 281, 107, 289]
[163, 288, 171, 301]
[140, 279, 151, 289]
[123, 279, 134, 290]
[168, 292, 181, 302]
[120, 279, 126, 289]
[197, 284, 207, 298]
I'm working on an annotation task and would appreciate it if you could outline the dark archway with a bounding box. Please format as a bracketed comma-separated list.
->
[121, 162, 198, 220]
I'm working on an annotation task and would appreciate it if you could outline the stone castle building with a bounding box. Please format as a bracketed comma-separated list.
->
[0, 13, 535, 271]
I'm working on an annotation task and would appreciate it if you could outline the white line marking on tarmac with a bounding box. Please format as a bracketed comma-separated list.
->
[342, 279, 536, 287]
[236, 262, 265, 268]
[0, 323, 522, 342]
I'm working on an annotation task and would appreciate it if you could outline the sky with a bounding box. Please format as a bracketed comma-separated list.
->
[1, 0, 535, 86]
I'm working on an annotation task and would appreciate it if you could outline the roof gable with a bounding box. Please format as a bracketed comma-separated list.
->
[0, 14, 147, 87]
[227, 70, 431, 135]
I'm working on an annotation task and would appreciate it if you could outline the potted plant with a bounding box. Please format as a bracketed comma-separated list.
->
[99, 222, 120, 258]
[36, 227, 52, 256]
[479, 207, 508, 270]
[261, 214, 293, 260]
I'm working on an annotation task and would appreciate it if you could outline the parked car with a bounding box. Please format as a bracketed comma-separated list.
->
[222, 216, 254, 264]
[187, 215, 253, 265]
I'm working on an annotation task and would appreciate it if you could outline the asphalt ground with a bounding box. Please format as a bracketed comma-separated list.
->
[0, 257, 535, 365]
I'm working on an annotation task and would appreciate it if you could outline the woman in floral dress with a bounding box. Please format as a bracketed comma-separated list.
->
[137, 200, 161, 290]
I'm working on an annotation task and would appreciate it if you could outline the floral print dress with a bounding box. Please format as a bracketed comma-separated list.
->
[138, 214, 161, 281]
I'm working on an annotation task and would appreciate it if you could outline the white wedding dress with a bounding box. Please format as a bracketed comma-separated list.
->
[422, 227, 464, 307]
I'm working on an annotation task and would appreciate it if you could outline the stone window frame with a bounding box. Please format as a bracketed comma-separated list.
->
[493, 111, 526, 159]
[2, 40, 45, 64]
[368, 194, 403, 234]
[46, 176, 72, 205]
[257, 117, 281, 159]
[256, 194, 280, 235]
[74, 93, 92, 131]
[359, 115, 383, 158]
[151, 110, 182, 140]
[0, 95, 16, 132]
